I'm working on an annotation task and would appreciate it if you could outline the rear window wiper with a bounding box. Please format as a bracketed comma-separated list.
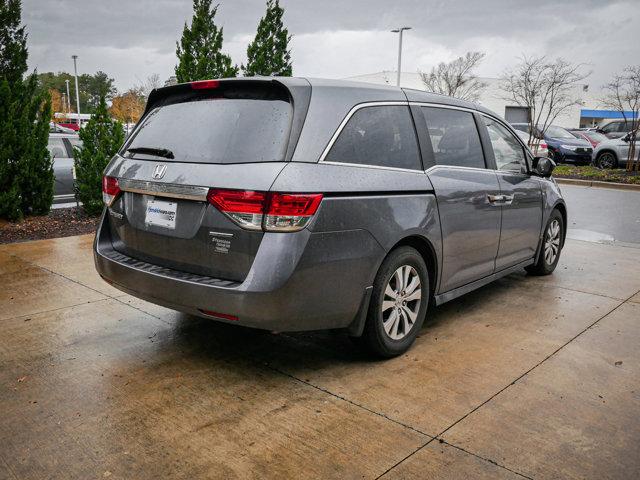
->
[126, 146, 174, 159]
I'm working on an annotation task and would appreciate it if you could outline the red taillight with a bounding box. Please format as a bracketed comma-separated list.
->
[267, 193, 323, 216]
[102, 176, 120, 206]
[265, 193, 323, 231]
[207, 189, 266, 230]
[206, 189, 323, 232]
[190, 80, 220, 90]
[207, 189, 266, 214]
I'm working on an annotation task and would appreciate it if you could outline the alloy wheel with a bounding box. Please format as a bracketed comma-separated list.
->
[381, 265, 422, 340]
[598, 153, 616, 169]
[544, 219, 561, 265]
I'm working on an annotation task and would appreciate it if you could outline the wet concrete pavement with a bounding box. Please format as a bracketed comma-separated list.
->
[1, 234, 639, 479]
[561, 184, 640, 245]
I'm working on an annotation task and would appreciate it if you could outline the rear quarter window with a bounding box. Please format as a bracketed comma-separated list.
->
[325, 105, 421, 170]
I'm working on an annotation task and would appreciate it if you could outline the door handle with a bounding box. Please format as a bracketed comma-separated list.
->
[487, 194, 515, 205]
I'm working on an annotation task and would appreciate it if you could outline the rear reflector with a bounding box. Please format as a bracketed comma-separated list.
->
[190, 80, 220, 90]
[199, 309, 239, 321]
[207, 189, 323, 232]
[102, 176, 120, 206]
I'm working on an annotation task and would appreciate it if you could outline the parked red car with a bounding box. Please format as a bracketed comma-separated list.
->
[57, 122, 80, 131]
[569, 129, 608, 149]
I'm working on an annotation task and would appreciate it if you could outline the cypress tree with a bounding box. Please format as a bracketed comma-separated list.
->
[243, 0, 292, 77]
[175, 0, 238, 82]
[0, 0, 53, 220]
[73, 96, 123, 216]
[0, 78, 21, 219]
[15, 74, 52, 216]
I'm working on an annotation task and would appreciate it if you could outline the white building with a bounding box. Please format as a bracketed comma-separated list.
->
[346, 71, 626, 129]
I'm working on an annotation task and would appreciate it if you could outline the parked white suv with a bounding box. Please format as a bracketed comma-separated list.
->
[592, 131, 639, 168]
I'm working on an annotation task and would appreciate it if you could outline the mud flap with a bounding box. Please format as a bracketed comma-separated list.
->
[347, 286, 373, 337]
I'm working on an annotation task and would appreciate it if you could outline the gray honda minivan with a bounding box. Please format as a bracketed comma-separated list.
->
[94, 77, 566, 357]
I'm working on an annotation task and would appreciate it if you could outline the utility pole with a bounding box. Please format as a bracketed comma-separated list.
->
[391, 27, 411, 86]
[61, 93, 66, 114]
[71, 55, 81, 127]
[65, 79, 72, 113]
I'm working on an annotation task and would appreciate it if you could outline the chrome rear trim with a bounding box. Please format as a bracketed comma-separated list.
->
[118, 178, 209, 201]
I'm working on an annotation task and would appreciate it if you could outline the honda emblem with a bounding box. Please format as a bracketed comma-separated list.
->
[152, 164, 167, 180]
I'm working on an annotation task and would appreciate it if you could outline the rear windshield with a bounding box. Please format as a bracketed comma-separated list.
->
[543, 125, 574, 139]
[125, 95, 291, 164]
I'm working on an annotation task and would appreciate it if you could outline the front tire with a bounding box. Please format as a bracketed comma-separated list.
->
[550, 149, 563, 164]
[526, 209, 564, 276]
[597, 151, 617, 169]
[359, 246, 429, 357]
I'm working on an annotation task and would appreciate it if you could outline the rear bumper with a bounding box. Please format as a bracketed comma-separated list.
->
[94, 211, 383, 331]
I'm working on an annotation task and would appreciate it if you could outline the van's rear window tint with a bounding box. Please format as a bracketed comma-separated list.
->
[325, 106, 421, 170]
[125, 96, 291, 164]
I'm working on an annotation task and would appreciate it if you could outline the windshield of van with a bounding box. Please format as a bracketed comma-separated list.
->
[125, 97, 291, 164]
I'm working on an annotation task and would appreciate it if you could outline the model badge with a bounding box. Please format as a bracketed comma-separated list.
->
[152, 164, 167, 179]
[208, 231, 233, 254]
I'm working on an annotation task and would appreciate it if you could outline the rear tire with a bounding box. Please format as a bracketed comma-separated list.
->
[358, 246, 429, 358]
[526, 209, 564, 276]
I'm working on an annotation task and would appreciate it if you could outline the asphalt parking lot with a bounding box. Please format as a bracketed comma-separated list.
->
[1, 185, 639, 479]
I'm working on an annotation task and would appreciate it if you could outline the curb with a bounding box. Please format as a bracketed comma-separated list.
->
[555, 177, 640, 191]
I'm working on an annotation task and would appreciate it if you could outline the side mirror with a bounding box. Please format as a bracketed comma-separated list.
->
[532, 156, 556, 178]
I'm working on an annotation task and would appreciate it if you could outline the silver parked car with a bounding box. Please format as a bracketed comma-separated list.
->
[598, 119, 636, 139]
[592, 131, 639, 169]
[94, 78, 566, 357]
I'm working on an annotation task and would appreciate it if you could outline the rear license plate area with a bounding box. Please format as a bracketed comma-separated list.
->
[145, 199, 177, 229]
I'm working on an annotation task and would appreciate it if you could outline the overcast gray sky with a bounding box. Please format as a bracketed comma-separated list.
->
[23, 0, 639, 92]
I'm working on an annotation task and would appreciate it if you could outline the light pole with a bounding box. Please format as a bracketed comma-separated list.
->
[71, 55, 81, 127]
[65, 79, 72, 114]
[391, 27, 411, 86]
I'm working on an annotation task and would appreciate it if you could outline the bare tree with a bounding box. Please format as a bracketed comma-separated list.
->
[501, 56, 589, 155]
[601, 66, 640, 171]
[419, 52, 488, 102]
[141, 73, 162, 98]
